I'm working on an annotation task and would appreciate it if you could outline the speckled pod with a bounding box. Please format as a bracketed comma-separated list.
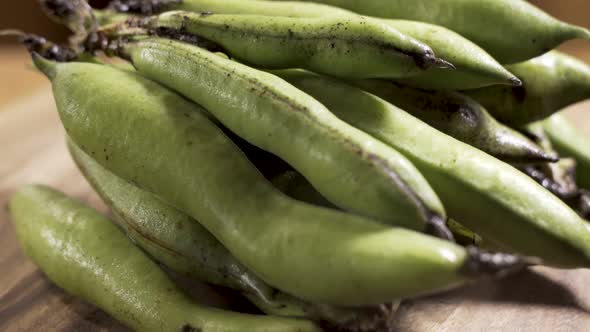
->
[349, 79, 554, 163]
[142, 11, 447, 79]
[279, 0, 590, 64]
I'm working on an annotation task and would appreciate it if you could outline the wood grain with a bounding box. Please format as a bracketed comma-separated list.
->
[2, 89, 590, 331]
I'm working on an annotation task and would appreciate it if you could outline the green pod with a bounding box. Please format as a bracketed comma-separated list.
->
[387, 19, 519, 90]
[526, 123, 578, 198]
[276, 0, 590, 64]
[115, 37, 449, 236]
[138, 11, 450, 80]
[37, 57, 487, 306]
[349, 79, 555, 164]
[274, 69, 590, 267]
[273, 169, 483, 247]
[9, 185, 321, 332]
[517, 123, 589, 220]
[68, 139, 399, 331]
[543, 114, 590, 189]
[465, 51, 590, 125]
[104, 0, 518, 89]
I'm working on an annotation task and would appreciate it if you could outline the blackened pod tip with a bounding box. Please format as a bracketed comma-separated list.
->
[510, 150, 560, 165]
[462, 246, 529, 278]
[425, 215, 455, 242]
[415, 48, 455, 70]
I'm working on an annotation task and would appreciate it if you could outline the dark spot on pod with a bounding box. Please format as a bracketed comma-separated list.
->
[200, 11, 213, 17]
[180, 324, 202, 332]
[512, 86, 527, 103]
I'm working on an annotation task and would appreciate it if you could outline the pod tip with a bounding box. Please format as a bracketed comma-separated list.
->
[432, 57, 456, 70]
[508, 76, 523, 87]
[573, 26, 590, 41]
[31, 52, 58, 80]
[542, 152, 560, 163]
[425, 215, 455, 242]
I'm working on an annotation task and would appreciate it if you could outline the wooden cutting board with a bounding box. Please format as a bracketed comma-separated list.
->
[2, 87, 590, 331]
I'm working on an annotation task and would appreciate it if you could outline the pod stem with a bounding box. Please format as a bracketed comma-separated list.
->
[462, 246, 528, 277]
[518, 165, 579, 201]
[0, 30, 78, 63]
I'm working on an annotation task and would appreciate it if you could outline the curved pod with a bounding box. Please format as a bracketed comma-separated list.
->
[36, 58, 476, 306]
[275, 69, 590, 267]
[9, 185, 321, 332]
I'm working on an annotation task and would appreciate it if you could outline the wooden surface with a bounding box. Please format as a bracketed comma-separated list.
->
[3, 57, 590, 332]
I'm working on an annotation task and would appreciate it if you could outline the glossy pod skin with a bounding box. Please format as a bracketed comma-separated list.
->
[9, 185, 321, 332]
[274, 69, 590, 267]
[115, 37, 450, 236]
[105, 0, 518, 90]
[465, 51, 590, 126]
[274, 0, 590, 64]
[518, 123, 590, 220]
[36, 58, 486, 306]
[69, 140, 400, 332]
[348, 79, 555, 164]
[543, 114, 590, 189]
[138, 11, 450, 80]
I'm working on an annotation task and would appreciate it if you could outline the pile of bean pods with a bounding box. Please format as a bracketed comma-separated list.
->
[7, 0, 590, 331]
